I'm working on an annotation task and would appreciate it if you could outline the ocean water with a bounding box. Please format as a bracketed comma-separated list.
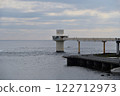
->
[0, 40, 119, 80]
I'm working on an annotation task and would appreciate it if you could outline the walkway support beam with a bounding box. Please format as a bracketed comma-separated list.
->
[116, 41, 120, 55]
[102, 41, 106, 54]
[78, 41, 80, 54]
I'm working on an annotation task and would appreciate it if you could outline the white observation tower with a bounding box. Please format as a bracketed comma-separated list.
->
[52, 30, 68, 52]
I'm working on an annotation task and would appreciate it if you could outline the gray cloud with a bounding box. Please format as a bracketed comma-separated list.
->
[0, 0, 120, 40]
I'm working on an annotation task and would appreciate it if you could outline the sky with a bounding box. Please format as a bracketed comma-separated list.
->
[0, 0, 120, 40]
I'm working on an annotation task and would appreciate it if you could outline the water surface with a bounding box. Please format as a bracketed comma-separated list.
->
[0, 40, 119, 80]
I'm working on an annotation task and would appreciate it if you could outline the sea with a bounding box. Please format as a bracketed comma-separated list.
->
[0, 40, 120, 80]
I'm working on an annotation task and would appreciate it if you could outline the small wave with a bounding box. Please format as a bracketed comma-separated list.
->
[0, 50, 3, 52]
[0, 51, 68, 57]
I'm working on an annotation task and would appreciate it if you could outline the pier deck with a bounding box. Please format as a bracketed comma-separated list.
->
[64, 55, 120, 72]
[64, 38, 116, 41]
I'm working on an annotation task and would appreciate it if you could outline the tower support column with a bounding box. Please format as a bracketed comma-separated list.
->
[56, 41, 64, 52]
[52, 29, 68, 53]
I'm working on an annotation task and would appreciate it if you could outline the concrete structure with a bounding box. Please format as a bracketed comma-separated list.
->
[102, 41, 106, 54]
[52, 30, 68, 52]
[63, 55, 120, 72]
[52, 30, 120, 55]
[78, 40, 80, 54]
[111, 67, 120, 74]
[116, 38, 120, 55]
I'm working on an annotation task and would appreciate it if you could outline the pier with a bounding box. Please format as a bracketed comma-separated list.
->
[63, 55, 120, 72]
[52, 30, 120, 72]
[52, 30, 120, 55]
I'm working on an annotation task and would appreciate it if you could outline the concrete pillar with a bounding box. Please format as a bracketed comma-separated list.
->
[116, 42, 119, 55]
[52, 30, 68, 53]
[102, 41, 106, 54]
[78, 41, 80, 54]
[56, 41, 64, 52]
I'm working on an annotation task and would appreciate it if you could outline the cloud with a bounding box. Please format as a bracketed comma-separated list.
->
[0, 0, 36, 12]
[0, 0, 120, 40]
[0, 28, 54, 40]
[46, 9, 120, 19]
[66, 28, 120, 33]
[0, 17, 40, 22]
[0, 0, 74, 13]
[0, 17, 41, 26]
[0, 17, 77, 26]
[66, 28, 120, 38]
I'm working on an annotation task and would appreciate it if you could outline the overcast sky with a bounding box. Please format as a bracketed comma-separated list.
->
[0, 0, 120, 40]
